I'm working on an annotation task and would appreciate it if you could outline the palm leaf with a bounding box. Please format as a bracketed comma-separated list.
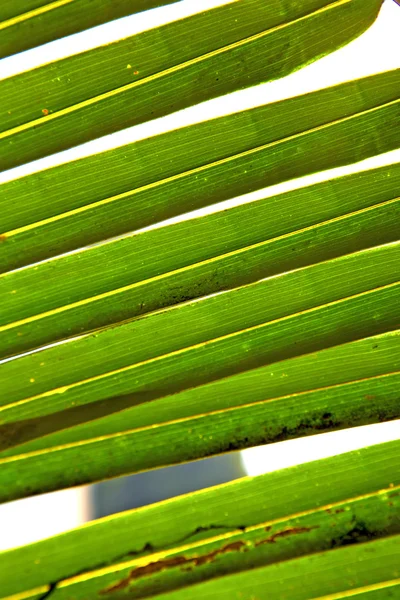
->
[0, 0, 399, 597]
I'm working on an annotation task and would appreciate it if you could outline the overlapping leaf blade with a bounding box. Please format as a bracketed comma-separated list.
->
[131, 535, 400, 600]
[1, 245, 399, 416]
[0, 440, 399, 598]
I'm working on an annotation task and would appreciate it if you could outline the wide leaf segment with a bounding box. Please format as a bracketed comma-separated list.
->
[0, 0, 399, 598]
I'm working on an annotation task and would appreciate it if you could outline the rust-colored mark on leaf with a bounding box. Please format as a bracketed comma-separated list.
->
[365, 395, 376, 400]
[255, 526, 317, 546]
[102, 557, 188, 592]
[133, 70, 139, 75]
[100, 540, 247, 594]
[0, 234, 6, 242]
[326, 507, 345, 515]
[42, 108, 49, 115]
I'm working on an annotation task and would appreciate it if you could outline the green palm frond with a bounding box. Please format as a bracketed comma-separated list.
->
[0, 0, 399, 598]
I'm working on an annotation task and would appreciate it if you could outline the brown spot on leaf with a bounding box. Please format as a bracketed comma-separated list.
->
[42, 108, 49, 115]
[255, 526, 317, 546]
[365, 395, 376, 400]
[0, 234, 6, 242]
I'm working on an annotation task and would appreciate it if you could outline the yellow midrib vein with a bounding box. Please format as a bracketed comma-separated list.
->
[314, 578, 400, 600]
[0, 0, 76, 31]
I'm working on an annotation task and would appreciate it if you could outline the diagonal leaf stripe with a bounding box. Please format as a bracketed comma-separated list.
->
[0, 0, 383, 168]
[0, 1, 178, 58]
[1, 330, 398, 457]
[1, 163, 399, 358]
[13, 485, 400, 600]
[0, 439, 399, 596]
[1, 69, 399, 271]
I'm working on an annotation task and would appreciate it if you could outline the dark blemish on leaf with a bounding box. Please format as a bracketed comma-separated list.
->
[37, 581, 57, 600]
[100, 540, 247, 593]
[133, 70, 139, 75]
[330, 521, 381, 548]
[0, 234, 6, 242]
[42, 108, 49, 115]
[365, 395, 376, 400]
[255, 526, 317, 546]
[372, 344, 379, 349]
